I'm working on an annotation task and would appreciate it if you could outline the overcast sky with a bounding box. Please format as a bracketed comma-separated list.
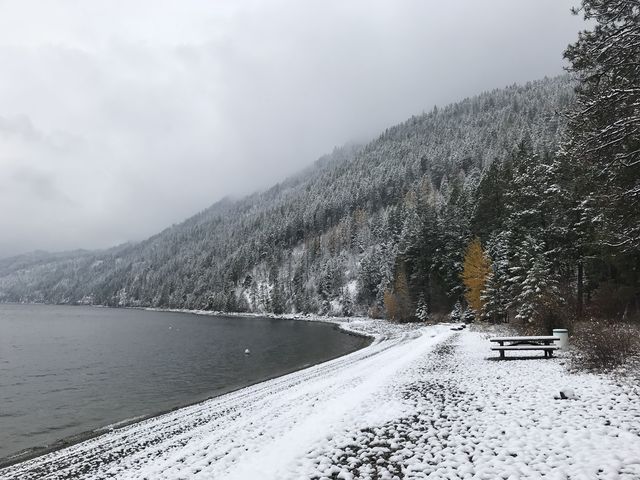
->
[0, 0, 584, 258]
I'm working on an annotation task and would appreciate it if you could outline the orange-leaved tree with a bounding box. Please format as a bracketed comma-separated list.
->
[461, 237, 492, 316]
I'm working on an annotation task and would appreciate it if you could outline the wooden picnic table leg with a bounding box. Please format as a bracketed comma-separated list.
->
[500, 349, 505, 359]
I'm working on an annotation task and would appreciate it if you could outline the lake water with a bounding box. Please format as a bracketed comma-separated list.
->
[0, 304, 368, 462]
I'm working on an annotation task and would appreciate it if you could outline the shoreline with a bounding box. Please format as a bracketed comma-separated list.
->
[0, 301, 381, 342]
[0, 307, 377, 469]
[139, 307, 383, 343]
[4, 324, 635, 479]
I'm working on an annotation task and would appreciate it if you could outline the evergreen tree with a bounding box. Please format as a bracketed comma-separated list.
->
[472, 159, 512, 240]
[543, 152, 596, 322]
[481, 233, 511, 323]
[405, 178, 442, 312]
[341, 287, 355, 317]
[450, 300, 462, 322]
[511, 236, 562, 325]
[415, 293, 430, 322]
[563, 0, 640, 254]
[358, 247, 384, 305]
[503, 140, 553, 246]
[434, 177, 470, 302]
[271, 281, 286, 314]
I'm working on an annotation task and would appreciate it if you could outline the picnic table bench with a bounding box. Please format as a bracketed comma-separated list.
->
[490, 336, 560, 359]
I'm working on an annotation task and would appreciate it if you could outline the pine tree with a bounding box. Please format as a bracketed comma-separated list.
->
[560, 0, 640, 321]
[450, 300, 462, 322]
[462, 307, 476, 324]
[434, 177, 470, 302]
[563, 0, 640, 253]
[271, 281, 286, 314]
[405, 179, 441, 312]
[472, 159, 512, 241]
[543, 152, 597, 322]
[481, 232, 511, 323]
[358, 247, 383, 305]
[341, 287, 355, 317]
[503, 140, 552, 245]
[461, 238, 492, 316]
[415, 293, 430, 322]
[511, 236, 562, 325]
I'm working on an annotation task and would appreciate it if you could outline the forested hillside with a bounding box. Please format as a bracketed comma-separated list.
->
[0, 76, 573, 317]
[1, 0, 639, 336]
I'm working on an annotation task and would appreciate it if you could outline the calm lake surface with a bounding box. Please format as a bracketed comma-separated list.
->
[0, 304, 368, 461]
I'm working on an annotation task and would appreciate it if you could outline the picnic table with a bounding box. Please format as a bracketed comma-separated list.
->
[489, 336, 560, 359]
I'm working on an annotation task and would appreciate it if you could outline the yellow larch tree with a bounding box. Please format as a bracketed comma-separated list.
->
[461, 238, 492, 315]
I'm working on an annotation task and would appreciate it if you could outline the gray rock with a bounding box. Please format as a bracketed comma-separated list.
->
[558, 388, 576, 400]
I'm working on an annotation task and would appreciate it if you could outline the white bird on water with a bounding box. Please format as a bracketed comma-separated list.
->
[244, 348, 250, 355]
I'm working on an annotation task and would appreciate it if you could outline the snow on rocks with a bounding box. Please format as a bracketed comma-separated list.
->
[2, 323, 639, 480]
[297, 332, 640, 479]
[555, 388, 577, 400]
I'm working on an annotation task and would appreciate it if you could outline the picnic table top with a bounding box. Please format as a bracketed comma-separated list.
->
[489, 336, 560, 342]
[490, 345, 560, 350]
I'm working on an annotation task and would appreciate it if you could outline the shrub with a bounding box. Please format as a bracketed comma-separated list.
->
[450, 301, 462, 322]
[462, 308, 476, 324]
[588, 281, 638, 322]
[572, 320, 640, 370]
[367, 304, 384, 319]
[517, 283, 575, 336]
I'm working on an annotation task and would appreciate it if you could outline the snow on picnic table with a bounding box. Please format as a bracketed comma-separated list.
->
[2, 321, 639, 480]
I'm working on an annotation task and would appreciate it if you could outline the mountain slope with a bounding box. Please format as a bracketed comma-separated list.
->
[0, 76, 574, 315]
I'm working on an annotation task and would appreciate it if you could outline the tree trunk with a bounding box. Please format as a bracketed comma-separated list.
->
[577, 260, 584, 322]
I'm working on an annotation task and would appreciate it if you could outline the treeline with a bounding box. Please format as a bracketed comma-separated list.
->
[455, 0, 640, 330]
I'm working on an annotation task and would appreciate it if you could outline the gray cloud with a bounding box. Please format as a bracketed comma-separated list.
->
[10, 166, 72, 204]
[0, 0, 584, 257]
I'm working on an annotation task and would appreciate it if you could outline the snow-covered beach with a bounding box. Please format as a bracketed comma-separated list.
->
[2, 319, 640, 480]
